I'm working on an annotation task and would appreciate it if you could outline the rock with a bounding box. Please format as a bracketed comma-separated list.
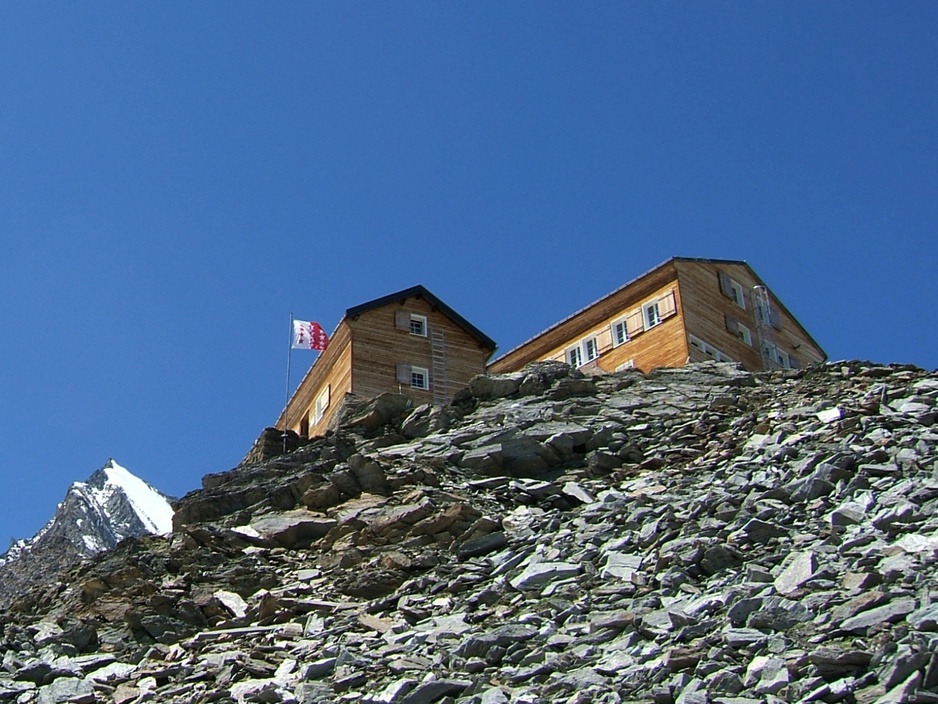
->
[509, 561, 580, 590]
[839, 598, 917, 634]
[4, 361, 938, 704]
[774, 551, 818, 596]
[248, 510, 337, 548]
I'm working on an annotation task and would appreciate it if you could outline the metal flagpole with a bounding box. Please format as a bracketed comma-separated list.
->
[283, 312, 294, 454]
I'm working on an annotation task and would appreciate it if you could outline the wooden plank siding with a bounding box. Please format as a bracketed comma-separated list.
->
[530, 281, 688, 373]
[349, 295, 491, 402]
[675, 260, 825, 370]
[279, 320, 353, 437]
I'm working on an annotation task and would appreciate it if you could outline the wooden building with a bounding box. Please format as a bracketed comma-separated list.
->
[488, 257, 826, 375]
[279, 285, 496, 438]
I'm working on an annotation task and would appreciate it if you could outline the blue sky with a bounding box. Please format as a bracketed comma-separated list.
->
[1, 3, 936, 544]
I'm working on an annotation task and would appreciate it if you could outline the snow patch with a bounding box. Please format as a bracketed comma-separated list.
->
[103, 460, 174, 534]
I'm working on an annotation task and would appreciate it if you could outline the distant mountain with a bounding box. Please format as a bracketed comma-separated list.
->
[0, 459, 174, 608]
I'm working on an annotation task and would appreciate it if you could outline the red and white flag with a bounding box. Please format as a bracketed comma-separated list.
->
[292, 320, 329, 351]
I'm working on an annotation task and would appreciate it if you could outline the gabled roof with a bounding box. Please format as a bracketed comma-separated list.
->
[346, 284, 497, 352]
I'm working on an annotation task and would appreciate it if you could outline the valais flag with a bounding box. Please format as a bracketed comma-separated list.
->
[292, 320, 329, 351]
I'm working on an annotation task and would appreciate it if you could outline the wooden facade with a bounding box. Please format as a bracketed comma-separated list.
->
[488, 257, 826, 375]
[279, 286, 496, 438]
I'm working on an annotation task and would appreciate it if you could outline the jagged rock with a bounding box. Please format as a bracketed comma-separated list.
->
[3, 361, 938, 703]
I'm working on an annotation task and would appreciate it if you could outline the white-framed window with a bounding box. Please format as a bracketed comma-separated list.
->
[313, 385, 330, 423]
[411, 366, 429, 389]
[566, 336, 600, 368]
[611, 319, 630, 346]
[689, 335, 735, 363]
[762, 344, 793, 369]
[730, 280, 746, 309]
[396, 310, 428, 336]
[409, 314, 427, 337]
[584, 337, 599, 362]
[719, 271, 747, 309]
[725, 314, 753, 347]
[643, 301, 661, 329]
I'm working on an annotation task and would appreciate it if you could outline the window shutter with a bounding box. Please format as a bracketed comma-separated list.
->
[396, 363, 412, 384]
[395, 310, 411, 330]
[659, 290, 676, 318]
[725, 315, 739, 334]
[718, 271, 733, 299]
[789, 354, 800, 369]
[626, 309, 644, 336]
[769, 306, 782, 331]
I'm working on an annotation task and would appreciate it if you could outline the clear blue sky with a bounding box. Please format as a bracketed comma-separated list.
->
[1, 3, 936, 544]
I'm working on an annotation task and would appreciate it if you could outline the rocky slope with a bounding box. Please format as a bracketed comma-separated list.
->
[1, 360, 937, 704]
[0, 460, 174, 609]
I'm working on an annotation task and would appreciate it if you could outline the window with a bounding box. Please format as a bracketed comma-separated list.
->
[411, 366, 429, 389]
[719, 271, 747, 309]
[730, 280, 746, 309]
[726, 315, 753, 347]
[762, 344, 793, 369]
[397, 363, 430, 389]
[584, 337, 599, 362]
[395, 310, 428, 336]
[313, 385, 330, 423]
[643, 301, 661, 329]
[566, 336, 600, 368]
[689, 335, 735, 363]
[612, 319, 630, 346]
[616, 359, 635, 371]
[409, 314, 427, 337]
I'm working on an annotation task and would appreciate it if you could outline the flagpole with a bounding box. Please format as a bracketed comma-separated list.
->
[283, 312, 294, 453]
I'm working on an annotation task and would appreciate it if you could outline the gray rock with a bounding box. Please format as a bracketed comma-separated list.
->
[509, 561, 580, 590]
[839, 598, 917, 634]
[774, 551, 818, 596]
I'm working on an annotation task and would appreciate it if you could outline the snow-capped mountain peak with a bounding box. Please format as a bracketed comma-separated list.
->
[84, 459, 174, 535]
[0, 460, 175, 606]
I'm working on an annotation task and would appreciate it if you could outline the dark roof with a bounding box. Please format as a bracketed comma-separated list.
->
[346, 284, 496, 352]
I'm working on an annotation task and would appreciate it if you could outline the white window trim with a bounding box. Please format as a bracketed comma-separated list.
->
[730, 279, 746, 309]
[611, 318, 630, 346]
[737, 323, 753, 347]
[409, 314, 428, 337]
[762, 343, 793, 369]
[616, 359, 635, 371]
[411, 366, 430, 389]
[643, 301, 661, 329]
[689, 335, 735, 363]
[566, 335, 600, 368]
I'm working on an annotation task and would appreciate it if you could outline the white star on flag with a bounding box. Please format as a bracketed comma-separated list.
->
[292, 320, 329, 351]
